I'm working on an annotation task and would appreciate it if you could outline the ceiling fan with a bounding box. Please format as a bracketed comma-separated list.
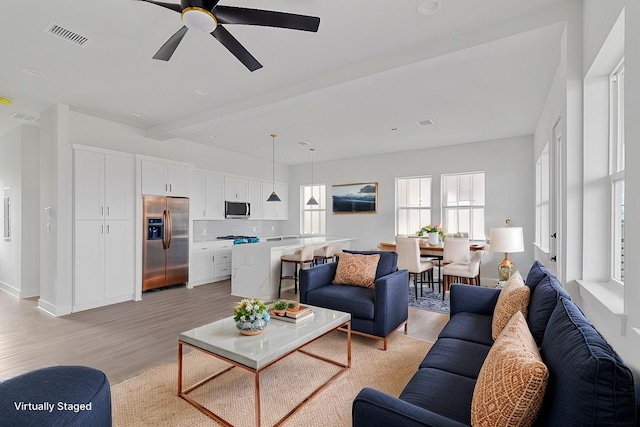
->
[137, 0, 321, 71]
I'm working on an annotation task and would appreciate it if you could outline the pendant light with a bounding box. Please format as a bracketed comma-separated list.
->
[306, 148, 318, 205]
[266, 133, 281, 202]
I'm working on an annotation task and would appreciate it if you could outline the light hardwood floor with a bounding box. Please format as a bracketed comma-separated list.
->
[0, 281, 449, 384]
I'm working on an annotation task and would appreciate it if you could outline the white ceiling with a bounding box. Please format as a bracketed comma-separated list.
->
[0, 0, 566, 165]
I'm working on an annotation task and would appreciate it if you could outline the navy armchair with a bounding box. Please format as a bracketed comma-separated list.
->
[300, 250, 409, 350]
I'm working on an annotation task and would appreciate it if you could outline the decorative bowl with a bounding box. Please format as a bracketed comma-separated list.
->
[236, 316, 269, 336]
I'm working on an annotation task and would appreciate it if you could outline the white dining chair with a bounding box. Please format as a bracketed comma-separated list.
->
[442, 250, 484, 297]
[395, 237, 434, 299]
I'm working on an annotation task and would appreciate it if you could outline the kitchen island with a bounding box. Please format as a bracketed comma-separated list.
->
[231, 236, 356, 300]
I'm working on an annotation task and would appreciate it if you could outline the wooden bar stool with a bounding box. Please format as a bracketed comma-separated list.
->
[279, 246, 316, 298]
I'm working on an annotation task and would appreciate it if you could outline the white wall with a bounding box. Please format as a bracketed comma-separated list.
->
[577, 0, 640, 376]
[0, 125, 40, 298]
[38, 104, 73, 316]
[287, 136, 534, 281]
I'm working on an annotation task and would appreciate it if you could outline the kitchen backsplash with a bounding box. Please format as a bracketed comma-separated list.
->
[193, 220, 284, 242]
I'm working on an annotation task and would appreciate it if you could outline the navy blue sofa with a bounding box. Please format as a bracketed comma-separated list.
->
[353, 261, 638, 426]
[0, 365, 112, 427]
[300, 250, 409, 350]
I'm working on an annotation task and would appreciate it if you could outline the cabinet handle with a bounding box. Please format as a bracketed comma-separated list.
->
[101, 207, 104, 216]
[165, 184, 168, 191]
[107, 207, 110, 216]
[100, 225, 104, 234]
[212, 255, 215, 262]
[170, 184, 173, 192]
[203, 210, 206, 217]
[107, 225, 110, 234]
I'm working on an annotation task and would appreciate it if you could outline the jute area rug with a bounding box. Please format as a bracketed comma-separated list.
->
[111, 331, 432, 427]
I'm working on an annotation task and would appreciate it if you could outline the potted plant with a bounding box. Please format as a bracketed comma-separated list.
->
[271, 300, 288, 316]
[234, 298, 270, 335]
[287, 301, 301, 312]
[417, 225, 445, 246]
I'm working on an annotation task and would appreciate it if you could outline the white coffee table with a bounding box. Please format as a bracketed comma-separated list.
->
[178, 305, 351, 427]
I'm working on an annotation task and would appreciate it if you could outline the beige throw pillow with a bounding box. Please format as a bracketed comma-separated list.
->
[332, 252, 380, 288]
[472, 311, 549, 427]
[492, 271, 530, 340]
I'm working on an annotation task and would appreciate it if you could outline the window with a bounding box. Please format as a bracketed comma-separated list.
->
[610, 61, 625, 284]
[396, 176, 431, 235]
[442, 172, 485, 240]
[535, 143, 550, 252]
[301, 184, 326, 235]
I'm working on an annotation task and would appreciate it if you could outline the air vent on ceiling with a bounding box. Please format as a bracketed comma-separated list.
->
[417, 119, 434, 126]
[11, 112, 39, 122]
[44, 23, 92, 47]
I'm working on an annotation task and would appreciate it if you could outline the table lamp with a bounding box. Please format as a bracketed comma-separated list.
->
[489, 219, 524, 282]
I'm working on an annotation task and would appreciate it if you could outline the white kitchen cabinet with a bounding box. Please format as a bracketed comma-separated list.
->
[74, 220, 133, 309]
[205, 173, 225, 219]
[190, 171, 224, 220]
[214, 240, 232, 278]
[224, 176, 249, 202]
[189, 240, 233, 286]
[262, 182, 289, 220]
[73, 147, 135, 312]
[248, 179, 263, 220]
[190, 171, 206, 220]
[141, 159, 189, 196]
[74, 150, 134, 220]
[189, 243, 216, 286]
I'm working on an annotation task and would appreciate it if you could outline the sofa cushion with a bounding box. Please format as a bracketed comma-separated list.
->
[492, 271, 530, 340]
[524, 260, 553, 291]
[399, 367, 476, 425]
[333, 252, 380, 288]
[306, 284, 374, 320]
[537, 297, 636, 426]
[527, 275, 571, 347]
[343, 250, 397, 279]
[419, 337, 491, 379]
[438, 312, 494, 346]
[472, 311, 549, 427]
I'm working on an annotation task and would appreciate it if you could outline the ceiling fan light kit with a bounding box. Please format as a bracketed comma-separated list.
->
[138, 0, 321, 71]
[181, 7, 217, 32]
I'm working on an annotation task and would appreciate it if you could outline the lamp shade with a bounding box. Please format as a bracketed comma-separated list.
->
[489, 227, 524, 253]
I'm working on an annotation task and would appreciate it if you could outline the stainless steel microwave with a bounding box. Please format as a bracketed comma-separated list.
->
[225, 201, 250, 219]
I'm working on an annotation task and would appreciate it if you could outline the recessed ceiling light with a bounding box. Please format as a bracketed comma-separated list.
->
[391, 128, 398, 131]
[298, 141, 310, 146]
[131, 112, 142, 117]
[22, 68, 44, 77]
[0, 97, 13, 105]
[194, 89, 208, 95]
[417, 0, 442, 16]
[417, 119, 434, 126]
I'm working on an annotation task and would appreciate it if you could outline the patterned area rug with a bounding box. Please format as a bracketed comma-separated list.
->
[408, 286, 450, 314]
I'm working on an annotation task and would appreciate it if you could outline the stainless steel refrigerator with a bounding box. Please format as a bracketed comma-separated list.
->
[143, 196, 189, 291]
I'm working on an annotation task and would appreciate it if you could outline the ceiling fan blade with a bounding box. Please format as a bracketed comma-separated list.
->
[214, 6, 320, 32]
[136, 0, 182, 13]
[153, 26, 188, 61]
[211, 25, 262, 72]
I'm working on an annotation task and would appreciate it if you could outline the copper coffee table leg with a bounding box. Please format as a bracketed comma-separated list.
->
[255, 370, 261, 427]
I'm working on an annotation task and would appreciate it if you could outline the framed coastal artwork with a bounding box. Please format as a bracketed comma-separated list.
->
[331, 182, 378, 214]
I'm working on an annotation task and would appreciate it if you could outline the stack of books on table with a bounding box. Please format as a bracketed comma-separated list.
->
[273, 306, 314, 323]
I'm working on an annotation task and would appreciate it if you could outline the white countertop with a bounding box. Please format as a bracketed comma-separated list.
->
[235, 236, 355, 251]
